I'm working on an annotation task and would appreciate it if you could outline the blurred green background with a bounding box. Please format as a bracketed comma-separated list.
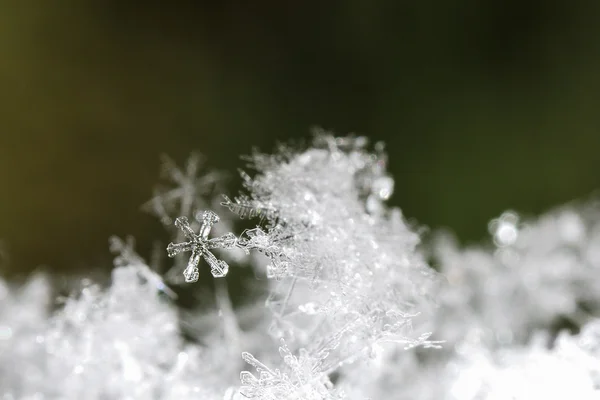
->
[1, 1, 600, 277]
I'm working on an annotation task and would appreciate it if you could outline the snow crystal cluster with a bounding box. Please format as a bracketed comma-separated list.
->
[1, 131, 599, 399]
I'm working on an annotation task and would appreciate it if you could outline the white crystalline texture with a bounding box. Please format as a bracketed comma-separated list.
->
[432, 201, 600, 348]
[109, 235, 178, 299]
[5, 132, 600, 399]
[236, 340, 346, 400]
[0, 273, 52, 396]
[42, 265, 184, 398]
[231, 132, 441, 399]
[0, 260, 241, 399]
[335, 199, 600, 400]
[448, 319, 600, 400]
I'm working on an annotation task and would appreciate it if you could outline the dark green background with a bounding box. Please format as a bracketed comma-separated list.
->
[1, 1, 600, 277]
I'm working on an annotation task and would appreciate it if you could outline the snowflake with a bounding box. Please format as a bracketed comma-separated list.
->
[238, 340, 344, 400]
[237, 227, 290, 279]
[167, 211, 238, 282]
[142, 152, 226, 226]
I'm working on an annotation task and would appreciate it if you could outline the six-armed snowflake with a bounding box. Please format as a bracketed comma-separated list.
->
[166, 211, 237, 282]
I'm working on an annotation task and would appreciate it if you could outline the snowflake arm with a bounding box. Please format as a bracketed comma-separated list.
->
[221, 194, 278, 223]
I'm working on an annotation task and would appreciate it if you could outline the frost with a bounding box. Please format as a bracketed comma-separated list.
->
[109, 235, 178, 299]
[431, 202, 600, 349]
[0, 272, 51, 395]
[229, 131, 441, 396]
[167, 211, 238, 281]
[0, 250, 249, 399]
[334, 199, 600, 400]
[5, 131, 600, 399]
[448, 319, 600, 400]
[1, 132, 443, 399]
[236, 340, 345, 400]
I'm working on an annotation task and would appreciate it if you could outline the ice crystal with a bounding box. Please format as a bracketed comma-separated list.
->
[0, 273, 51, 396]
[42, 265, 184, 398]
[488, 210, 520, 247]
[1, 248, 249, 399]
[109, 235, 177, 299]
[448, 319, 600, 400]
[335, 199, 600, 400]
[229, 132, 441, 393]
[237, 226, 290, 279]
[430, 202, 600, 349]
[221, 194, 278, 223]
[237, 340, 345, 400]
[167, 211, 238, 282]
[142, 153, 241, 283]
[109, 235, 146, 267]
[5, 131, 600, 399]
[142, 153, 226, 226]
